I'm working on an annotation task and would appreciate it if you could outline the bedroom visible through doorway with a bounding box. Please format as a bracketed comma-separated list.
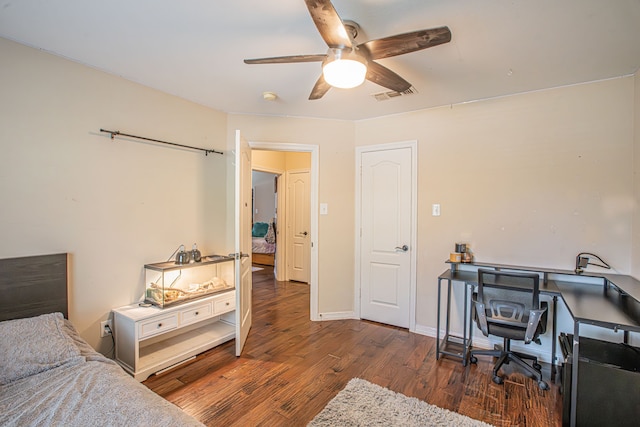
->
[251, 170, 278, 270]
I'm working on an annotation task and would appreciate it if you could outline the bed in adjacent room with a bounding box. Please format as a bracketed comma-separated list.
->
[251, 220, 276, 266]
[0, 253, 203, 427]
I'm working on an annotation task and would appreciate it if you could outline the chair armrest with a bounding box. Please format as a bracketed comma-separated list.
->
[539, 301, 548, 334]
[524, 303, 548, 344]
[472, 296, 489, 337]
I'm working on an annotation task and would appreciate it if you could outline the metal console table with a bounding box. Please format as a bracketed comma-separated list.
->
[436, 269, 476, 366]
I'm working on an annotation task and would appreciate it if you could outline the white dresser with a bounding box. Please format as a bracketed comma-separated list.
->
[113, 290, 235, 381]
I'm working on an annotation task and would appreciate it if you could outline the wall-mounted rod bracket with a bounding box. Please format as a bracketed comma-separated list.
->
[100, 129, 223, 156]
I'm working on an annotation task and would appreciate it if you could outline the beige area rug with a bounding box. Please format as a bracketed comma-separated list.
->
[308, 378, 493, 427]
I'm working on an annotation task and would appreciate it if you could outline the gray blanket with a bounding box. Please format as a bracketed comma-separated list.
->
[0, 314, 203, 427]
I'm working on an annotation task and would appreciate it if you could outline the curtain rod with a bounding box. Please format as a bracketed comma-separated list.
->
[100, 129, 223, 156]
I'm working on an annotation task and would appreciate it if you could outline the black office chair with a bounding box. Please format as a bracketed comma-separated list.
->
[469, 269, 549, 390]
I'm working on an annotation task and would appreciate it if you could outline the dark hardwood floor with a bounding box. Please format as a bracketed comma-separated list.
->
[144, 266, 563, 426]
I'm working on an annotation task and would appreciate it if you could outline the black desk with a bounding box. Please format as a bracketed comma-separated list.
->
[436, 262, 640, 427]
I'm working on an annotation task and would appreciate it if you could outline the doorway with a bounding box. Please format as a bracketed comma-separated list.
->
[356, 141, 417, 330]
[248, 142, 319, 321]
[251, 170, 279, 272]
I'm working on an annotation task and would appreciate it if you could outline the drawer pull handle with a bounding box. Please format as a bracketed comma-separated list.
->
[157, 323, 162, 328]
[195, 311, 199, 315]
[226, 302, 230, 306]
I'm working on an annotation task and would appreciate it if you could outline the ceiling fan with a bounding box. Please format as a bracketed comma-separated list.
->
[244, 0, 451, 100]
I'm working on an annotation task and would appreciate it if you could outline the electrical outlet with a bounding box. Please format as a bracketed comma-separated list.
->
[100, 320, 112, 338]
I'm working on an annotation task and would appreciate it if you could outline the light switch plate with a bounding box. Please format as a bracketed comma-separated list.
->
[320, 203, 328, 215]
[432, 204, 441, 216]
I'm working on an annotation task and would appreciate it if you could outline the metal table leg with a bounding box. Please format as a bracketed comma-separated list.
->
[466, 282, 475, 365]
[551, 295, 557, 381]
[446, 278, 452, 344]
[570, 321, 580, 427]
[461, 281, 469, 366]
[436, 277, 443, 359]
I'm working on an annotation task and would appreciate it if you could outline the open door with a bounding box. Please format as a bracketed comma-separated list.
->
[234, 130, 252, 356]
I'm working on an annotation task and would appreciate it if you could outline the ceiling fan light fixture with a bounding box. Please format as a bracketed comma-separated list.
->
[322, 48, 367, 89]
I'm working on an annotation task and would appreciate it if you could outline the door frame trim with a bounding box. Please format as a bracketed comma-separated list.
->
[355, 140, 418, 332]
[249, 141, 319, 321]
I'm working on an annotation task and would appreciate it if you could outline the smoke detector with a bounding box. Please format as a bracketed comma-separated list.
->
[263, 92, 278, 101]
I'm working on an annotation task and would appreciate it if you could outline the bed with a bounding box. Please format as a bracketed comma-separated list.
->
[0, 253, 203, 427]
[252, 221, 276, 266]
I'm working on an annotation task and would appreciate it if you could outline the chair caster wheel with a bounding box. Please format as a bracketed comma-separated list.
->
[533, 362, 542, 370]
[538, 380, 549, 390]
[492, 375, 503, 385]
[470, 356, 478, 364]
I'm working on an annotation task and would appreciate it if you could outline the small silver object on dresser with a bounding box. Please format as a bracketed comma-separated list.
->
[190, 243, 202, 262]
[175, 244, 190, 265]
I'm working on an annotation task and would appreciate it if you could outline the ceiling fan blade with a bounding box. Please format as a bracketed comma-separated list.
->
[309, 74, 331, 100]
[304, 0, 352, 48]
[244, 54, 327, 64]
[359, 26, 451, 60]
[366, 61, 412, 93]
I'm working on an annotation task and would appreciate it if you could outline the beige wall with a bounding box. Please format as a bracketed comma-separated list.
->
[0, 38, 228, 352]
[252, 150, 287, 171]
[285, 151, 312, 170]
[252, 170, 276, 223]
[355, 77, 635, 330]
[227, 115, 356, 314]
[252, 150, 312, 172]
[2, 35, 638, 354]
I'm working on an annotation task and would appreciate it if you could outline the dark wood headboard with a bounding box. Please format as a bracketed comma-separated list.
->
[0, 253, 68, 321]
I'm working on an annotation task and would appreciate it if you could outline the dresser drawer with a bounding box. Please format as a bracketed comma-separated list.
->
[180, 302, 213, 326]
[139, 314, 178, 339]
[214, 293, 235, 314]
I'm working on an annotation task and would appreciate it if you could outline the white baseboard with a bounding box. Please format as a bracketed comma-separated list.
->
[316, 311, 357, 321]
[414, 324, 555, 365]
[412, 324, 437, 337]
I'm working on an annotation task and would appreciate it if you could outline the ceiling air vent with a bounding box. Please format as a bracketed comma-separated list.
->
[372, 86, 418, 101]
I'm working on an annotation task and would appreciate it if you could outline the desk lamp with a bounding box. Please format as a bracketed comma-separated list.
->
[574, 252, 611, 274]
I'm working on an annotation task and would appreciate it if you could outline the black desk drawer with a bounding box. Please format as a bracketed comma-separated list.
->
[559, 333, 640, 426]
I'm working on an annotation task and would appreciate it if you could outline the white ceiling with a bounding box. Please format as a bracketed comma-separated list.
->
[1, 0, 639, 121]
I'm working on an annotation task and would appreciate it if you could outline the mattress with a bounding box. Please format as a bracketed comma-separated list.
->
[0, 313, 203, 427]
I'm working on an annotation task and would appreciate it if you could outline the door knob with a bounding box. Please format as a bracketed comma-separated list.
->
[228, 252, 250, 259]
[395, 245, 409, 252]
[302, 231, 308, 236]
